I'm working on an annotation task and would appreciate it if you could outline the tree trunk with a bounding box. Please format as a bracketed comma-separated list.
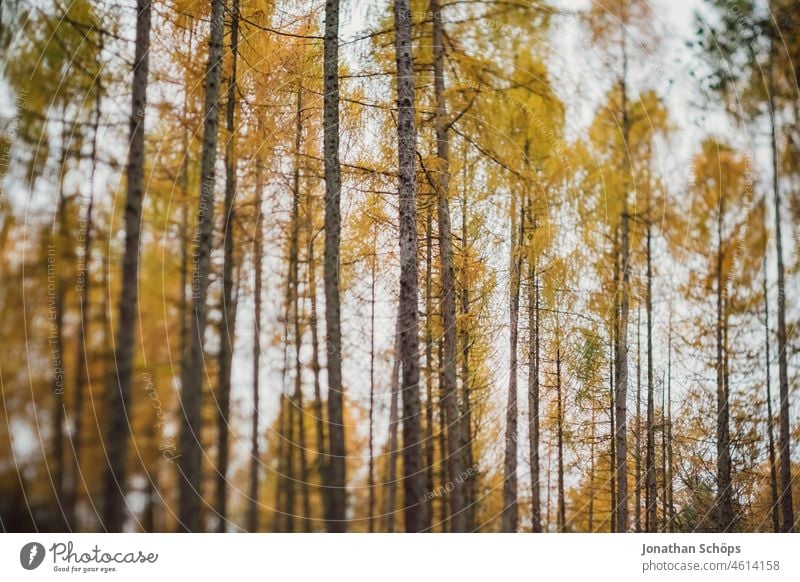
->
[393, 0, 429, 531]
[102, 0, 151, 532]
[368, 238, 377, 532]
[437, 339, 449, 530]
[645, 226, 657, 532]
[294, 282, 311, 531]
[666, 322, 674, 531]
[635, 309, 642, 532]
[69, 91, 101, 531]
[556, 339, 566, 532]
[660, 364, 668, 531]
[588, 400, 596, 532]
[460, 183, 475, 531]
[614, 57, 631, 534]
[323, 0, 347, 532]
[768, 58, 794, 531]
[609, 328, 616, 533]
[715, 195, 733, 532]
[287, 82, 310, 531]
[424, 205, 435, 528]
[308, 238, 327, 516]
[528, 243, 542, 532]
[384, 318, 402, 532]
[214, 0, 239, 532]
[178, 0, 224, 532]
[274, 394, 287, 531]
[248, 158, 263, 532]
[763, 235, 780, 533]
[430, 0, 464, 533]
[52, 144, 68, 530]
[503, 192, 523, 532]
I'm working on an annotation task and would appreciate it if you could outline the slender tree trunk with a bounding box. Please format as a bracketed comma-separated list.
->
[588, 400, 596, 532]
[294, 286, 311, 531]
[460, 182, 475, 531]
[660, 368, 668, 531]
[528, 244, 542, 532]
[768, 57, 794, 532]
[143, 421, 157, 532]
[274, 394, 286, 531]
[614, 53, 631, 534]
[323, 0, 347, 532]
[178, 0, 224, 532]
[384, 318, 402, 532]
[308, 239, 327, 515]
[635, 310, 642, 532]
[287, 82, 310, 531]
[281, 227, 296, 533]
[214, 0, 240, 532]
[437, 339, 448, 530]
[102, 0, 151, 532]
[545, 439, 552, 529]
[715, 195, 733, 532]
[69, 92, 101, 531]
[609, 329, 616, 533]
[503, 193, 523, 532]
[248, 160, 263, 532]
[424, 205, 435, 527]
[430, 0, 464, 533]
[368, 239, 377, 532]
[556, 339, 565, 532]
[52, 143, 68, 530]
[394, 0, 429, 532]
[763, 238, 780, 533]
[615, 218, 630, 534]
[645, 226, 657, 532]
[666, 321, 674, 531]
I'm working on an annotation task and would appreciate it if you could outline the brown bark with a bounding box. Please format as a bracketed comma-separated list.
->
[52, 145, 67, 530]
[503, 193, 523, 532]
[645, 226, 657, 532]
[384, 318, 402, 532]
[178, 0, 224, 532]
[635, 310, 642, 532]
[666, 320, 675, 531]
[460, 183, 475, 531]
[763, 236, 780, 533]
[609, 327, 616, 533]
[368, 237, 377, 532]
[214, 0, 240, 531]
[248, 163, 263, 532]
[430, 0, 464, 533]
[715, 193, 733, 532]
[614, 46, 631, 534]
[528, 239, 541, 532]
[69, 91, 101, 531]
[768, 52, 794, 531]
[323, 0, 347, 532]
[102, 0, 151, 532]
[308, 239, 327, 516]
[424, 205, 435, 527]
[393, 0, 429, 531]
[556, 337, 565, 532]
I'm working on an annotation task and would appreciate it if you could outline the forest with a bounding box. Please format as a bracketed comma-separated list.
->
[0, 0, 799, 534]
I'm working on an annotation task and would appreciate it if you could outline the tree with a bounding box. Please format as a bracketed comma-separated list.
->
[179, 0, 225, 532]
[700, 0, 795, 531]
[429, 0, 465, 533]
[393, 0, 429, 532]
[214, 0, 240, 532]
[322, 0, 347, 532]
[102, 0, 151, 533]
